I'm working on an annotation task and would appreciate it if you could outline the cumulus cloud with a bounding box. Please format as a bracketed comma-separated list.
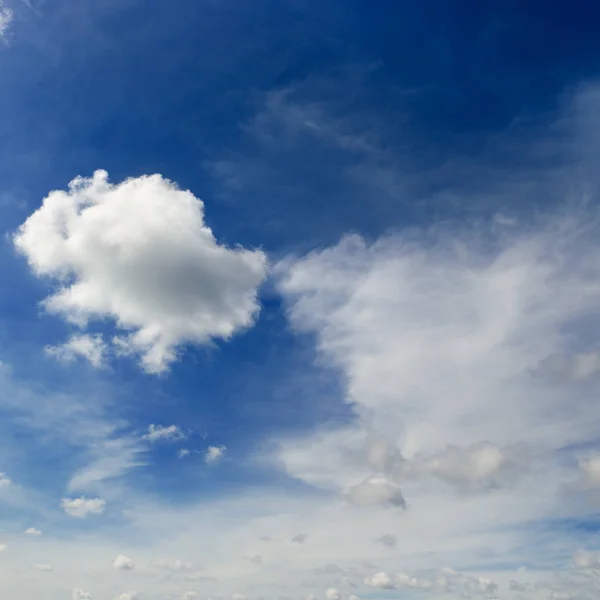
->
[114, 593, 139, 600]
[205, 445, 226, 463]
[364, 572, 395, 589]
[61, 496, 106, 518]
[112, 554, 135, 570]
[325, 589, 341, 600]
[344, 476, 405, 508]
[24, 528, 41, 536]
[14, 170, 268, 373]
[178, 448, 191, 458]
[73, 590, 92, 600]
[143, 424, 185, 442]
[45, 333, 107, 367]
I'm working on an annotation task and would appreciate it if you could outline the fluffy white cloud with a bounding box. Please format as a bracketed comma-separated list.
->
[14, 170, 268, 373]
[205, 445, 227, 463]
[45, 333, 107, 367]
[325, 589, 341, 600]
[364, 572, 395, 589]
[61, 496, 106, 518]
[24, 528, 41, 536]
[178, 448, 191, 458]
[112, 554, 135, 570]
[114, 593, 139, 600]
[73, 590, 92, 600]
[344, 476, 405, 508]
[143, 424, 185, 442]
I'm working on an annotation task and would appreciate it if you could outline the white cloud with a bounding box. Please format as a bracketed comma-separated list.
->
[573, 549, 600, 569]
[579, 455, 600, 489]
[114, 593, 139, 600]
[0, 543, 7, 552]
[344, 476, 405, 508]
[364, 572, 395, 589]
[45, 333, 107, 368]
[73, 590, 92, 600]
[205, 445, 226, 463]
[33, 563, 53, 571]
[178, 448, 191, 458]
[0, 472, 11, 487]
[24, 528, 41, 536]
[325, 589, 341, 600]
[181, 593, 201, 600]
[61, 496, 106, 518]
[232, 594, 245, 600]
[143, 424, 185, 442]
[14, 170, 268, 373]
[0, 2, 13, 39]
[153, 557, 193, 571]
[348, 596, 359, 600]
[112, 554, 135, 570]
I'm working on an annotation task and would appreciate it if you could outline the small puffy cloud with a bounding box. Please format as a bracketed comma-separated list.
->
[344, 476, 405, 508]
[14, 170, 268, 373]
[114, 594, 139, 600]
[375, 534, 396, 547]
[364, 572, 395, 589]
[396, 573, 429, 589]
[24, 528, 42, 536]
[205, 445, 226, 463]
[144, 424, 185, 442]
[573, 549, 600, 569]
[325, 589, 341, 600]
[33, 563, 53, 571]
[579, 456, 600, 489]
[0, 472, 11, 487]
[113, 554, 135, 570]
[73, 591, 92, 600]
[61, 496, 106, 518]
[45, 334, 107, 368]
[178, 448, 191, 458]
[292, 533, 307, 543]
[153, 558, 193, 571]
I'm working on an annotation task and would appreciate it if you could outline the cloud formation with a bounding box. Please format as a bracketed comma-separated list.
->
[144, 424, 185, 442]
[61, 496, 106, 518]
[14, 170, 268, 373]
[112, 554, 135, 570]
[205, 445, 227, 463]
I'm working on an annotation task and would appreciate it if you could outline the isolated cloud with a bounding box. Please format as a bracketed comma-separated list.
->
[24, 528, 41, 536]
[364, 572, 395, 589]
[178, 448, 191, 458]
[375, 534, 396, 547]
[144, 424, 185, 442]
[14, 170, 268, 373]
[325, 588, 341, 600]
[112, 554, 135, 570]
[45, 334, 107, 367]
[61, 496, 106, 518]
[205, 445, 227, 463]
[344, 476, 405, 508]
[153, 558, 193, 571]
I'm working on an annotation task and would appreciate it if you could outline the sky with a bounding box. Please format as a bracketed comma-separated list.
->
[1, 0, 600, 599]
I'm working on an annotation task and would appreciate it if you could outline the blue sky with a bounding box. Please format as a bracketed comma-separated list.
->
[2, 1, 600, 599]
